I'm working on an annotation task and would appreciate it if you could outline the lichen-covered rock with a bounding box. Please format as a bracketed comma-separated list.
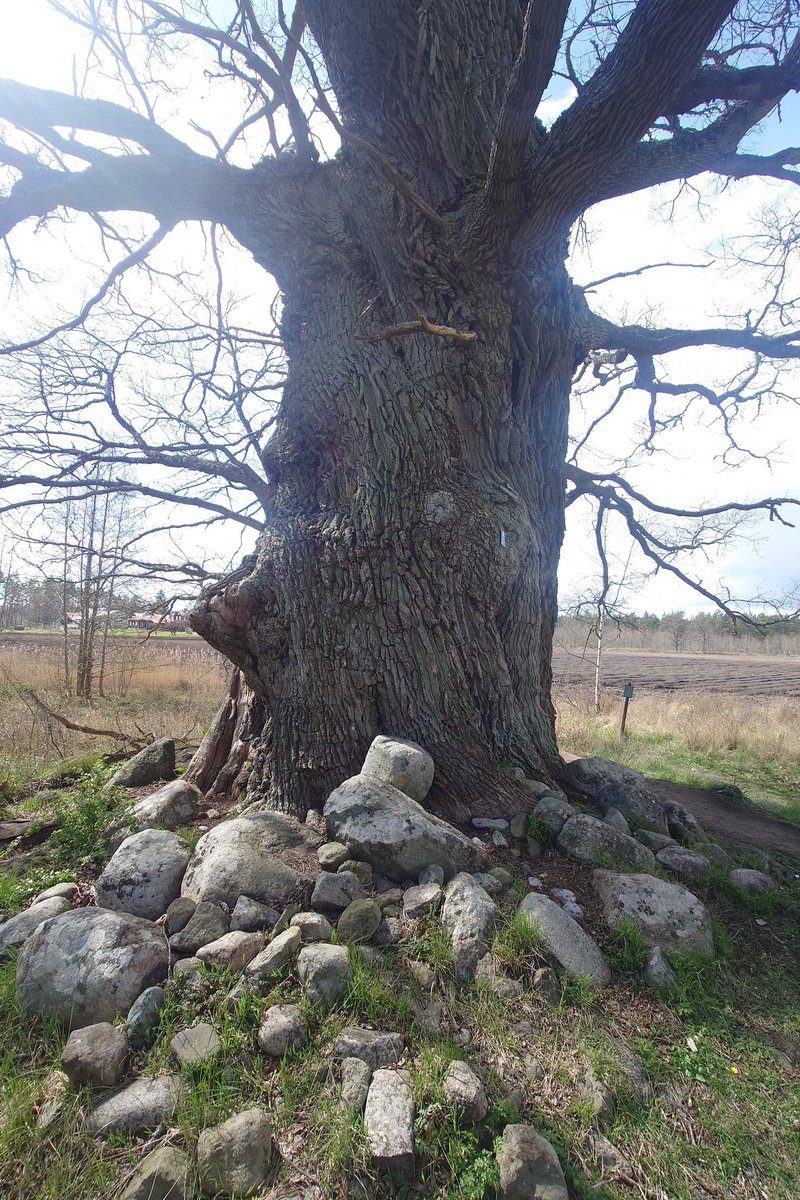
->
[362, 735, 434, 803]
[230, 896, 281, 932]
[656, 845, 711, 881]
[730, 868, 776, 892]
[531, 794, 576, 835]
[335, 1027, 404, 1069]
[181, 811, 320, 909]
[257, 1003, 308, 1057]
[0, 897, 72, 963]
[518, 892, 611, 986]
[169, 901, 229, 955]
[17, 907, 168, 1028]
[337, 898, 382, 943]
[243, 926, 301, 986]
[557, 815, 656, 873]
[562, 757, 668, 833]
[364, 1069, 415, 1177]
[197, 1108, 272, 1198]
[95, 829, 191, 921]
[196, 930, 263, 973]
[86, 1074, 185, 1135]
[497, 1125, 568, 1200]
[341, 1056, 372, 1112]
[324, 774, 486, 880]
[297, 943, 351, 1009]
[121, 1145, 189, 1200]
[440, 873, 497, 983]
[593, 869, 714, 957]
[105, 738, 175, 790]
[126, 986, 165, 1048]
[132, 780, 202, 830]
[443, 1060, 488, 1122]
[317, 841, 350, 870]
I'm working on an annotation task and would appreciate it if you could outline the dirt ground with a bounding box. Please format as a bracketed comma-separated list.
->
[647, 777, 800, 854]
[553, 647, 800, 696]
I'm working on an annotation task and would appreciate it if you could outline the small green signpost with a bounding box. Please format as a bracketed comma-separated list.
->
[620, 683, 634, 736]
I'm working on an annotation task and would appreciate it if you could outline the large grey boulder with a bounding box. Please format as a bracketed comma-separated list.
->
[440, 872, 497, 982]
[324, 774, 486, 881]
[556, 815, 656, 873]
[106, 738, 176, 790]
[517, 893, 611, 986]
[95, 829, 191, 921]
[86, 1074, 185, 1135]
[562, 757, 668, 834]
[593, 870, 714, 956]
[132, 780, 202, 830]
[181, 811, 320, 909]
[16, 907, 168, 1028]
[364, 1069, 415, 1177]
[0, 897, 72, 963]
[197, 1108, 272, 1199]
[362, 735, 435, 803]
[498, 1125, 568, 1199]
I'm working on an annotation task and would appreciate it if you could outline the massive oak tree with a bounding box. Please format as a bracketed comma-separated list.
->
[1, 1, 799, 818]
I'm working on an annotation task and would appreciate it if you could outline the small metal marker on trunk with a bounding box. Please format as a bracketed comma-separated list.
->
[619, 683, 634, 737]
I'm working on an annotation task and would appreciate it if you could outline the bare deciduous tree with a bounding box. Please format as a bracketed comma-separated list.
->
[1, 1, 799, 817]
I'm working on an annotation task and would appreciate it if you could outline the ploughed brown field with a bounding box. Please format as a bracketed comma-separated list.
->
[552, 648, 800, 697]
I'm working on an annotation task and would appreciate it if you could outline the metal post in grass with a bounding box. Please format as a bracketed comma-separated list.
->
[619, 683, 634, 737]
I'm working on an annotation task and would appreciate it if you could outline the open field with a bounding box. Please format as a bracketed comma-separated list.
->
[553, 647, 800, 696]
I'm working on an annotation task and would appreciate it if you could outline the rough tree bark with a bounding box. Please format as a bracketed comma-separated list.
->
[189, 0, 737, 820]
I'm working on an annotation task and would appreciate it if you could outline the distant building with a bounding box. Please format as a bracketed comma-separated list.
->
[128, 610, 190, 632]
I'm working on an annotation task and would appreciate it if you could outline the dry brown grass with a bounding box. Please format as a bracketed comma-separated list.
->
[0, 635, 229, 786]
[555, 685, 800, 811]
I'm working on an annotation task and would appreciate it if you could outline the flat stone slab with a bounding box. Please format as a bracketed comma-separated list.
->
[517, 892, 611, 986]
[364, 1069, 414, 1176]
[335, 1027, 405, 1069]
[170, 1023, 222, 1065]
[403, 882, 443, 919]
[86, 1074, 185, 1135]
[593, 869, 714, 957]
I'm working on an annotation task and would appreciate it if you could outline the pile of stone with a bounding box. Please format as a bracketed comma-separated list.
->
[0, 733, 783, 1198]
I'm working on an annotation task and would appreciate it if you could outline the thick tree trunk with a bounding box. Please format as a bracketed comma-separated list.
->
[193, 187, 577, 820]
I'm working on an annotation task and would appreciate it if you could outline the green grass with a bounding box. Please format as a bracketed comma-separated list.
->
[563, 719, 800, 823]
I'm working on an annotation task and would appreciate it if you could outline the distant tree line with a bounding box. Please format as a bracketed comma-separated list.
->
[557, 609, 800, 657]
